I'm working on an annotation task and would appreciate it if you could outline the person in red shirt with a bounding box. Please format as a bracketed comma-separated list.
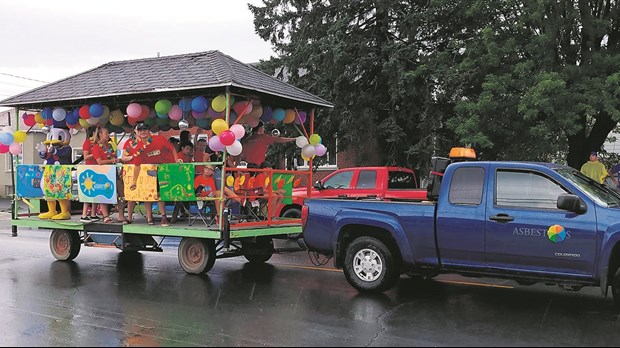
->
[91, 127, 122, 223]
[239, 121, 295, 166]
[178, 142, 194, 164]
[127, 122, 178, 227]
[80, 127, 100, 222]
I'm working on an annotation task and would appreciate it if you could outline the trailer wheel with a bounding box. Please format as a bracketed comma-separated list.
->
[50, 229, 81, 261]
[242, 237, 274, 264]
[612, 267, 620, 307]
[281, 207, 301, 219]
[178, 238, 216, 274]
[343, 236, 400, 293]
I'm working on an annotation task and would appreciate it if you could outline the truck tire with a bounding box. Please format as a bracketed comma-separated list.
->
[343, 236, 400, 293]
[178, 237, 216, 274]
[50, 229, 81, 261]
[242, 237, 274, 264]
[612, 267, 620, 307]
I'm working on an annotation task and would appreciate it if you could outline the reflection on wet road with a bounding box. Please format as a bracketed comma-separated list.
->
[0, 229, 619, 346]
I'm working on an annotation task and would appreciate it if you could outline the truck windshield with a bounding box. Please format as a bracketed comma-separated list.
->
[555, 167, 620, 207]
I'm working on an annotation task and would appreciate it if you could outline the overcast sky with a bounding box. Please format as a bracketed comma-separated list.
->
[0, 0, 275, 108]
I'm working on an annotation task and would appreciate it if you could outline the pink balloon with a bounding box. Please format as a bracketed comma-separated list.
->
[315, 143, 327, 156]
[233, 101, 253, 116]
[169, 105, 182, 121]
[9, 143, 21, 155]
[230, 124, 246, 139]
[219, 130, 236, 146]
[126, 103, 142, 118]
[0, 144, 8, 154]
[208, 135, 225, 152]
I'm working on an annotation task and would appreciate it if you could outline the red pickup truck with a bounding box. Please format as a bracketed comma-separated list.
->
[277, 166, 427, 218]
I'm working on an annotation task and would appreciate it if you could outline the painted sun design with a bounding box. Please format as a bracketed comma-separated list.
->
[81, 173, 95, 194]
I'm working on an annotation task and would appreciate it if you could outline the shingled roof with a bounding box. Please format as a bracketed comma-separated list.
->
[0, 50, 333, 110]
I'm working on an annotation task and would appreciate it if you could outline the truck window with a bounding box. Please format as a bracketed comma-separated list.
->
[449, 167, 484, 205]
[388, 171, 417, 189]
[496, 170, 567, 209]
[323, 171, 354, 189]
[357, 170, 377, 189]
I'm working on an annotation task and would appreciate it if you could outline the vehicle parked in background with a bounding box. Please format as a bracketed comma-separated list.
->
[276, 166, 427, 218]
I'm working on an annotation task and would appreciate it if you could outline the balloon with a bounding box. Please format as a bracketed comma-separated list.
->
[247, 105, 262, 120]
[41, 107, 53, 120]
[169, 105, 182, 120]
[302, 144, 316, 158]
[230, 124, 245, 139]
[272, 108, 285, 122]
[24, 114, 36, 127]
[65, 110, 79, 125]
[219, 130, 236, 146]
[248, 118, 260, 128]
[52, 108, 66, 121]
[261, 106, 273, 122]
[208, 135, 225, 152]
[79, 119, 91, 128]
[139, 105, 150, 120]
[155, 99, 172, 114]
[315, 143, 327, 156]
[0, 144, 8, 154]
[284, 109, 296, 124]
[156, 117, 169, 126]
[207, 107, 224, 119]
[179, 97, 192, 112]
[86, 116, 100, 125]
[9, 143, 21, 155]
[294, 111, 307, 124]
[79, 105, 91, 119]
[226, 175, 234, 187]
[211, 119, 229, 135]
[100, 105, 110, 119]
[212, 95, 227, 112]
[156, 112, 168, 119]
[192, 110, 206, 119]
[309, 134, 322, 145]
[13, 131, 26, 143]
[233, 101, 252, 116]
[0, 132, 14, 145]
[89, 103, 104, 117]
[148, 108, 157, 119]
[191, 96, 208, 113]
[196, 118, 211, 129]
[296, 136, 309, 148]
[144, 117, 156, 126]
[226, 140, 243, 156]
[109, 110, 124, 126]
[34, 112, 45, 124]
[126, 103, 142, 118]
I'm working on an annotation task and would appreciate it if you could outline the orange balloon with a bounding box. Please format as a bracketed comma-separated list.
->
[284, 109, 295, 124]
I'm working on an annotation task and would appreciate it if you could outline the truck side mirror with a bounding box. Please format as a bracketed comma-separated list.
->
[313, 181, 323, 190]
[557, 194, 587, 214]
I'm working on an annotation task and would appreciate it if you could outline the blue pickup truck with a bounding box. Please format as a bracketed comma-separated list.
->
[300, 158, 620, 305]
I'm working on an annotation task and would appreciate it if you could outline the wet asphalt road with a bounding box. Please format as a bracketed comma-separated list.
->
[1, 224, 620, 346]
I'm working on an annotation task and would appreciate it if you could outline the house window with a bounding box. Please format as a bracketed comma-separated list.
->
[5, 153, 22, 173]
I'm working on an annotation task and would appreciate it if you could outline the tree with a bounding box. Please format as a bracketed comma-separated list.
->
[250, 0, 620, 170]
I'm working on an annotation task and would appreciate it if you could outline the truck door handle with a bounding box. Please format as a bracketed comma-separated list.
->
[489, 214, 514, 223]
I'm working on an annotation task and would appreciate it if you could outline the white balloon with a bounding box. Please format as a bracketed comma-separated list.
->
[52, 108, 66, 122]
[302, 144, 316, 158]
[226, 141, 243, 156]
[296, 136, 309, 148]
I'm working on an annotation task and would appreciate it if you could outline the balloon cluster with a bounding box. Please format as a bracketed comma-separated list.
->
[0, 124, 26, 155]
[208, 119, 245, 156]
[295, 134, 327, 161]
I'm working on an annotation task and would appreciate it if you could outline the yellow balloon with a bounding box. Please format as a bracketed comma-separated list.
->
[301, 154, 310, 161]
[35, 112, 45, 124]
[79, 119, 90, 128]
[13, 130, 27, 143]
[212, 95, 227, 113]
[101, 105, 110, 118]
[284, 109, 295, 124]
[110, 109, 125, 126]
[309, 134, 322, 145]
[226, 175, 234, 186]
[211, 119, 229, 135]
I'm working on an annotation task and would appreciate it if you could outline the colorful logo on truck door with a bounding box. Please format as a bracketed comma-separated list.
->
[547, 225, 567, 243]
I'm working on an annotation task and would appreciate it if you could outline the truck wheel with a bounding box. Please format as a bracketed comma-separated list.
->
[344, 236, 400, 293]
[178, 238, 216, 274]
[50, 229, 81, 261]
[612, 267, 620, 307]
[281, 208, 301, 219]
[242, 237, 274, 264]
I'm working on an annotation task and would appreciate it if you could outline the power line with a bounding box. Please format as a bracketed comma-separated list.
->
[0, 72, 48, 83]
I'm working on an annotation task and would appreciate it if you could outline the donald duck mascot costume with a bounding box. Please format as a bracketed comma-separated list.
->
[37, 127, 72, 220]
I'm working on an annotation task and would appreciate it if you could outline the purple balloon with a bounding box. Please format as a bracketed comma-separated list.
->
[261, 106, 273, 122]
[315, 143, 327, 156]
[294, 111, 307, 124]
[209, 135, 225, 152]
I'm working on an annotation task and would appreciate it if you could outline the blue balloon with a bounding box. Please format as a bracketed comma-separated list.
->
[0, 132, 14, 145]
[191, 96, 208, 113]
[179, 97, 193, 112]
[261, 106, 273, 122]
[89, 103, 104, 118]
[272, 108, 285, 122]
[66, 109, 79, 125]
[156, 112, 168, 119]
[42, 107, 53, 120]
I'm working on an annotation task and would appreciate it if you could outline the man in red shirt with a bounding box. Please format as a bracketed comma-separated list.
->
[178, 142, 194, 164]
[240, 121, 295, 166]
[126, 122, 178, 227]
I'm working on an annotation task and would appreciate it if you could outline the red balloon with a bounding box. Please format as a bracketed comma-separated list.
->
[219, 130, 236, 146]
[0, 144, 9, 154]
[79, 105, 91, 119]
[139, 105, 150, 120]
[24, 115, 36, 127]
